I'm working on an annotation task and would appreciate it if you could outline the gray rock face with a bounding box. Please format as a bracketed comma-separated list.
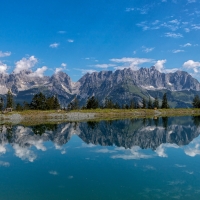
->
[0, 67, 200, 107]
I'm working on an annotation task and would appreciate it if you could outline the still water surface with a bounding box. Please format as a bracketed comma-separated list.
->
[1, 116, 200, 199]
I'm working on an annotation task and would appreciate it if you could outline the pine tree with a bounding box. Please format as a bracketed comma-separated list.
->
[147, 97, 153, 109]
[130, 99, 135, 109]
[161, 93, 169, 109]
[153, 97, 159, 109]
[53, 95, 60, 109]
[16, 103, 23, 111]
[6, 89, 13, 108]
[192, 95, 200, 108]
[0, 97, 3, 111]
[142, 98, 146, 109]
[86, 96, 99, 109]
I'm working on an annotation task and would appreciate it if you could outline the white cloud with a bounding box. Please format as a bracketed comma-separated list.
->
[80, 69, 97, 74]
[0, 51, 11, 57]
[165, 32, 183, 38]
[172, 49, 185, 53]
[126, 7, 135, 12]
[49, 171, 58, 175]
[55, 63, 67, 74]
[192, 24, 200, 30]
[49, 43, 59, 48]
[55, 68, 63, 74]
[154, 59, 167, 72]
[14, 56, 38, 74]
[155, 143, 179, 157]
[0, 62, 8, 74]
[169, 19, 180, 25]
[67, 39, 74, 43]
[61, 63, 67, 67]
[58, 31, 66, 34]
[0, 161, 10, 167]
[110, 57, 154, 70]
[94, 64, 116, 69]
[13, 144, 36, 162]
[95, 148, 116, 153]
[184, 28, 190, 33]
[183, 60, 200, 73]
[111, 146, 153, 160]
[142, 46, 155, 53]
[29, 66, 47, 78]
[180, 43, 192, 47]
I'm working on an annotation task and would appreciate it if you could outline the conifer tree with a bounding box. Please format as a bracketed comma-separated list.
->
[161, 93, 169, 109]
[142, 98, 146, 109]
[192, 95, 200, 108]
[147, 97, 153, 109]
[0, 97, 3, 111]
[153, 97, 159, 109]
[86, 96, 99, 109]
[6, 89, 13, 108]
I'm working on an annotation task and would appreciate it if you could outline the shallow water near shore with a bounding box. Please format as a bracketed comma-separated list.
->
[1, 116, 200, 199]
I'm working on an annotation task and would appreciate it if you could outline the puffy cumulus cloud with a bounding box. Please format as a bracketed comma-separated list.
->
[13, 144, 36, 162]
[0, 62, 8, 74]
[110, 57, 154, 70]
[29, 66, 47, 78]
[49, 43, 59, 48]
[61, 63, 67, 67]
[155, 143, 179, 157]
[0, 51, 11, 57]
[184, 135, 200, 157]
[183, 60, 200, 73]
[154, 59, 167, 72]
[55, 63, 67, 74]
[14, 56, 38, 74]
[165, 32, 183, 38]
[0, 144, 7, 154]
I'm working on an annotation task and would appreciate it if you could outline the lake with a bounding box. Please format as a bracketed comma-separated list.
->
[0, 116, 200, 199]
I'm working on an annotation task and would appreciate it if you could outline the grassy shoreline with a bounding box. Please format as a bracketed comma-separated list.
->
[1, 108, 200, 125]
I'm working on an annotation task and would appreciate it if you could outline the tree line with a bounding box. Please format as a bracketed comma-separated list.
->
[67, 93, 170, 110]
[0, 90, 60, 111]
[0, 90, 170, 111]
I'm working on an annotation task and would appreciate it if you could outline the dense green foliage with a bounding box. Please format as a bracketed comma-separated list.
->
[86, 96, 99, 109]
[29, 92, 60, 110]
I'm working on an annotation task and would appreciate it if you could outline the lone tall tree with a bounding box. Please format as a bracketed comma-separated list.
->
[153, 97, 159, 109]
[141, 98, 146, 109]
[6, 90, 13, 108]
[0, 97, 3, 111]
[161, 93, 169, 109]
[192, 95, 200, 108]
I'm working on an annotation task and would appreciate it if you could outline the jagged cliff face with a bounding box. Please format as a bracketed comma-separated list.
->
[0, 67, 200, 107]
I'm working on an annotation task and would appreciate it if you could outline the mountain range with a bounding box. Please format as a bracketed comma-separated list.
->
[0, 66, 200, 108]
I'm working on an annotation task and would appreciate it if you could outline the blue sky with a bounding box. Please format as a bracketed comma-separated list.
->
[0, 0, 200, 81]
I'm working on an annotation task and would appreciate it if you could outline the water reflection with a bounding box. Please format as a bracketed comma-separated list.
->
[0, 116, 200, 162]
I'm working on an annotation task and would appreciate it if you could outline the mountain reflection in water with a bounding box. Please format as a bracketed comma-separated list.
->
[0, 116, 200, 162]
